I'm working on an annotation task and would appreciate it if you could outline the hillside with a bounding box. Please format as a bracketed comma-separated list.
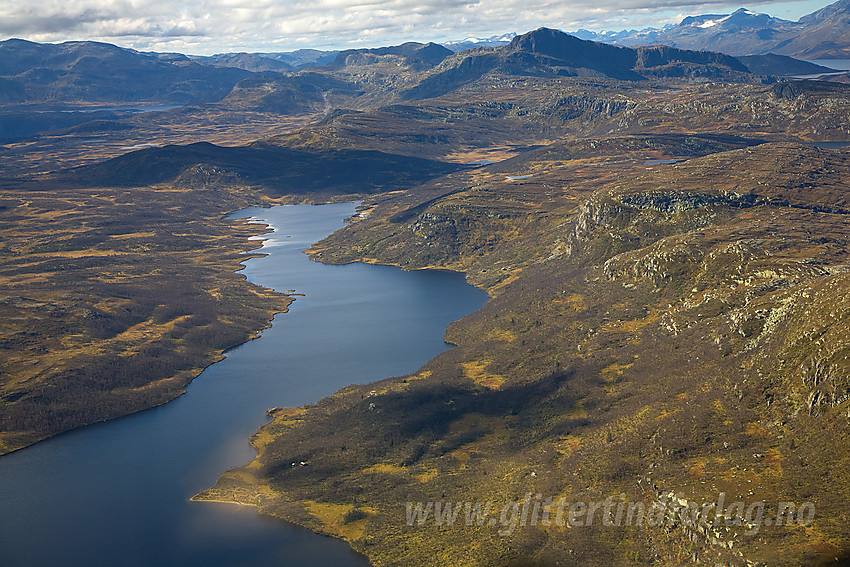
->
[0, 38, 252, 104]
[188, 52, 295, 73]
[401, 28, 755, 100]
[199, 137, 850, 567]
[62, 140, 462, 194]
[0, 38, 269, 142]
[736, 54, 838, 76]
[328, 42, 453, 71]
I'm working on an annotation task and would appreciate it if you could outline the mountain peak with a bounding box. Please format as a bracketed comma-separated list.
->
[329, 41, 452, 69]
[508, 27, 612, 59]
[510, 27, 581, 48]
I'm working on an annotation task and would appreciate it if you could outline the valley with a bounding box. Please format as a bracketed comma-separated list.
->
[1, 16, 850, 567]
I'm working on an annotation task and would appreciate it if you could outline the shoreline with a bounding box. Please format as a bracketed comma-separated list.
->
[0, 194, 372, 456]
[0, 198, 300, 457]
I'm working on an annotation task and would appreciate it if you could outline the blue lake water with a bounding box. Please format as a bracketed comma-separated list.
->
[31, 104, 183, 114]
[805, 141, 850, 149]
[806, 59, 850, 71]
[0, 203, 488, 567]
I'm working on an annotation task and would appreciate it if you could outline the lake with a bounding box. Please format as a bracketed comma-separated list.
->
[806, 141, 850, 149]
[0, 203, 488, 567]
[806, 59, 850, 71]
[31, 104, 183, 114]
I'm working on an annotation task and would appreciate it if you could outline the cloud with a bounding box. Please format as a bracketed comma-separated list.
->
[0, 1, 209, 40]
[0, 0, 829, 53]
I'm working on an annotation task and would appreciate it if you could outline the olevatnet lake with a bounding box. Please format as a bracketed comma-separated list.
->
[0, 203, 488, 566]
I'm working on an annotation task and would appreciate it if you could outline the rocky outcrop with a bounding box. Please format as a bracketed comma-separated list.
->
[619, 190, 761, 213]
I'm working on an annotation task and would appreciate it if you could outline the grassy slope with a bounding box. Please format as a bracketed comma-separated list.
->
[0, 180, 294, 454]
[199, 139, 850, 567]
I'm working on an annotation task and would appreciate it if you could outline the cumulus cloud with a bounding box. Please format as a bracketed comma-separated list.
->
[0, 0, 827, 53]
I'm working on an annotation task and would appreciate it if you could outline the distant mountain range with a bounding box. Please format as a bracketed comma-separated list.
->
[442, 0, 850, 59]
[577, 0, 850, 58]
[402, 28, 767, 100]
[4, 0, 848, 109]
[443, 33, 518, 52]
[0, 39, 252, 104]
[187, 49, 339, 72]
[187, 53, 296, 73]
[1, 28, 841, 112]
[12, 25, 841, 182]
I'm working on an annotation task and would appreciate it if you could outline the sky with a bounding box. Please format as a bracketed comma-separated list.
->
[0, 0, 836, 54]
